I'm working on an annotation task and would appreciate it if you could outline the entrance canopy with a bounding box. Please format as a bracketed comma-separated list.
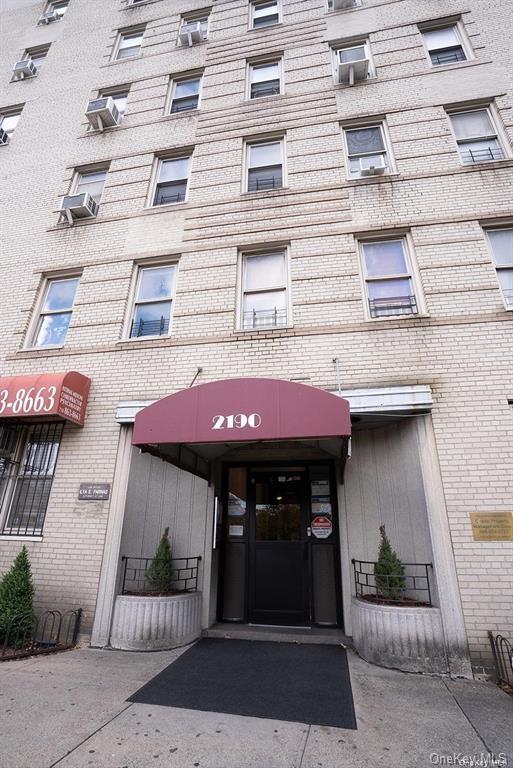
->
[133, 378, 351, 479]
[0, 371, 91, 426]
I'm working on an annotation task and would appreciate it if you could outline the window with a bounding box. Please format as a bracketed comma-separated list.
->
[152, 155, 191, 205]
[74, 169, 107, 203]
[0, 423, 64, 537]
[114, 27, 145, 60]
[249, 60, 281, 98]
[335, 41, 373, 81]
[129, 264, 176, 338]
[246, 138, 284, 192]
[250, 0, 280, 28]
[485, 228, 513, 309]
[421, 24, 467, 66]
[46, 0, 69, 17]
[448, 108, 505, 164]
[24, 45, 50, 71]
[32, 276, 80, 347]
[343, 124, 390, 177]
[98, 87, 130, 120]
[359, 239, 420, 318]
[180, 13, 209, 41]
[241, 251, 288, 329]
[170, 76, 202, 113]
[0, 107, 23, 140]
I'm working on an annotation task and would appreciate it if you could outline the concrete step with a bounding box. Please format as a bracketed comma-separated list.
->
[202, 623, 351, 646]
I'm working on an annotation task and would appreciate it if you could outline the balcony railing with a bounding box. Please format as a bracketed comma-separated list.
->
[243, 308, 287, 329]
[154, 183, 187, 205]
[368, 294, 418, 318]
[461, 146, 504, 164]
[251, 81, 280, 98]
[120, 555, 202, 595]
[130, 316, 169, 338]
[247, 172, 283, 192]
[352, 559, 433, 606]
[430, 47, 466, 65]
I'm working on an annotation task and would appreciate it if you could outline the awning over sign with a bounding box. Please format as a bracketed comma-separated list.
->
[0, 372, 91, 426]
[133, 378, 351, 479]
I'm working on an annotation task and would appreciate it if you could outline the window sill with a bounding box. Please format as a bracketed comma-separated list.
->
[429, 59, 476, 73]
[244, 93, 285, 103]
[241, 186, 288, 197]
[247, 22, 283, 33]
[0, 535, 43, 542]
[21, 344, 64, 352]
[365, 313, 429, 323]
[347, 173, 400, 184]
[107, 55, 142, 66]
[157, 110, 199, 122]
[143, 200, 188, 211]
[235, 324, 293, 334]
[116, 334, 171, 344]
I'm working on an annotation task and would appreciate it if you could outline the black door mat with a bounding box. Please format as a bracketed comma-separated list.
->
[128, 638, 357, 729]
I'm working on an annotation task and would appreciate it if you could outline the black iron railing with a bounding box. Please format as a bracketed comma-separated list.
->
[247, 173, 283, 192]
[489, 632, 513, 687]
[243, 308, 287, 329]
[171, 98, 198, 113]
[120, 555, 201, 595]
[430, 47, 466, 65]
[0, 608, 82, 660]
[461, 147, 504, 164]
[154, 184, 187, 205]
[251, 81, 280, 98]
[130, 316, 169, 338]
[352, 558, 433, 606]
[368, 294, 418, 318]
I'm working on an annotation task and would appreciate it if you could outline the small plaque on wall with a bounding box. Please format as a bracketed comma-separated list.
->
[78, 483, 111, 502]
[470, 512, 513, 541]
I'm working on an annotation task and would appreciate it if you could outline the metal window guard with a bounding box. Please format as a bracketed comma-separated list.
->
[368, 294, 418, 318]
[243, 308, 287, 329]
[120, 555, 202, 595]
[247, 174, 283, 192]
[1, 608, 82, 660]
[488, 632, 513, 688]
[352, 558, 433, 606]
[431, 48, 466, 65]
[130, 316, 169, 338]
[251, 82, 280, 98]
[462, 147, 504, 163]
[171, 99, 198, 113]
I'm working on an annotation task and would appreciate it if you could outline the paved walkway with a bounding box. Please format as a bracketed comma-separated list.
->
[1, 644, 512, 768]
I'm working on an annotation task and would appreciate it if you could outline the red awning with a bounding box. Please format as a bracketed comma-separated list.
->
[133, 378, 351, 478]
[0, 372, 91, 426]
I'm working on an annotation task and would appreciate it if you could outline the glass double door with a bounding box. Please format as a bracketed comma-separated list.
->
[249, 468, 310, 626]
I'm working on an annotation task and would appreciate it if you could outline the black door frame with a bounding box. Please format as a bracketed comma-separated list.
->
[217, 459, 344, 629]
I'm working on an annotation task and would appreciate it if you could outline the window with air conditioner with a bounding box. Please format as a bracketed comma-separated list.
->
[0, 107, 23, 144]
[343, 123, 391, 177]
[152, 155, 191, 205]
[13, 45, 50, 79]
[179, 13, 209, 44]
[335, 41, 373, 84]
[0, 422, 64, 537]
[39, 1, 69, 23]
[31, 276, 80, 348]
[128, 264, 177, 338]
[327, 0, 361, 11]
[250, 0, 280, 29]
[99, 88, 130, 120]
[447, 107, 506, 164]
[246, 138, 284, 192]
[241, 250, 289, 330]
[74, 169, 107, 204]
[421, 23, 469, 66]
[359, 238, 421, 319]
[485, 228, 513, 310]
[114, 27, 145, 60]
[249, 60, 281, 98]
[169, 76, 202, 113]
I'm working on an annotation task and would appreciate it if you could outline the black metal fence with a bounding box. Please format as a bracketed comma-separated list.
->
[489, 632, 513, 687]
[120, 555, 201, 595]
[130, 316, 169, 338]
[0, 608, 82, 660]
[368, 294, 418, 318]
[352, 558, 433, 606]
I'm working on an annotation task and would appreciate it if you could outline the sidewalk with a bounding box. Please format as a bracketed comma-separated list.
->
[1, 643, 511, 768]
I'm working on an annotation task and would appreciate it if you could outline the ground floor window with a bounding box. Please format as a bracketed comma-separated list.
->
[0, 422, 63, 536]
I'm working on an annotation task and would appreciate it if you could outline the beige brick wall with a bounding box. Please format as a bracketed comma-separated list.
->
[0, 0, 512, 663]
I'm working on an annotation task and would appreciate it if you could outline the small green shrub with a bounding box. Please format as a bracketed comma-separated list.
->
[374, 524, 405, 601]
[145, 528, 174, 593]
[0, 546, 35, 644]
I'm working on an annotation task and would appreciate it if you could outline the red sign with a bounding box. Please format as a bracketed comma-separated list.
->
[133, 378, 351, 447]
[0, 372, 91, 426]
[311, 516, 333, 539]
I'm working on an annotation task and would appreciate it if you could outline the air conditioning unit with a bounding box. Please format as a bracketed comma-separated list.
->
[333, 0, 357, 9]
[12, 59, 37, 80]
[60, 192, 99, 224]
[337, 56, 369, 85]
[0, 128, 10, 146]
[359, 158, 387, 176]
[179, 21, 202, 46]
[85, 97, 121, 131]
[39, 9, 59, 24]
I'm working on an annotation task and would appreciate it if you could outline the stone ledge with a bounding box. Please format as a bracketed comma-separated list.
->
[110, 592, 202, 651]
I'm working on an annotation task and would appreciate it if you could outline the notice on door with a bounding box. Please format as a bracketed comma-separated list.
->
[470, 512, 513, 541]
[311, 515, 332, 539]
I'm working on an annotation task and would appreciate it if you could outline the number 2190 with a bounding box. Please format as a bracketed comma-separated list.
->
[212, 413, 262, 430]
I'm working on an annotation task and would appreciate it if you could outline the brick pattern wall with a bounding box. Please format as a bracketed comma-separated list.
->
[0, 0, 511, 664]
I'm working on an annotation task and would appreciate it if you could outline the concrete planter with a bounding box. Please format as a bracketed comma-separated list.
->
[110, 592, 202, 651]
[351, 597, 449, 674]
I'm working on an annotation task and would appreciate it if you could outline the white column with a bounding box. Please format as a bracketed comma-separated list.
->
[91, 426, 133, 647]
[336, 464, 353, 636]
[416, 415, 473, 678]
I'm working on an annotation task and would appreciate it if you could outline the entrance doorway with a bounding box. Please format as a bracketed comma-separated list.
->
[219, 462, 342, 628]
